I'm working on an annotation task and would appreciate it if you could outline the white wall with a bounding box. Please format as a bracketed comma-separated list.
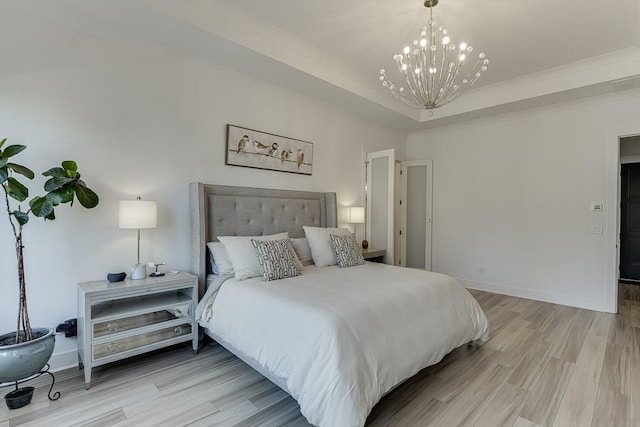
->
[407, 89, 640, 313]
[620, 135, 640, 164]
[0, 8, 406, 369]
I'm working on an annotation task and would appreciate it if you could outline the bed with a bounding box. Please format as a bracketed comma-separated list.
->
[190, 183, 489, 427]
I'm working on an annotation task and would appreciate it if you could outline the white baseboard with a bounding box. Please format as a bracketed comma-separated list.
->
[48, 348, 78, 372]
[458, 277, 614, 313]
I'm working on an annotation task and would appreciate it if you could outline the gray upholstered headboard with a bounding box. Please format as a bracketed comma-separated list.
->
[190, 183, 337, 295]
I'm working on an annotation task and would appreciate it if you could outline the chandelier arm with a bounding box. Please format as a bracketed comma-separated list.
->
[382, 74, 424, 108]
[440, 61, 483, 105]
[440, 58, 464, 102]
[418, 49, 428, 102]
[391, 88, 424, 108]
[407, 55, 428, 106]
[428, 24, 438, 105]
[419, 51, 432, 106]
[436, 47, 450, 100]
[439, 62, 481, 105]
[435, 51, 456, 103]
[404, 72, 426, 107]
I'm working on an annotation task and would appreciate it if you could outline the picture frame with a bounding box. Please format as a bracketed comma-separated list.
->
[225, 124, 313, 175]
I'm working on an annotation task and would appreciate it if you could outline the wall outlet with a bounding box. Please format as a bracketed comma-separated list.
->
[478, 266, 485, 275]
[591, 225, 603, 234]
[591, 203, 604, 212]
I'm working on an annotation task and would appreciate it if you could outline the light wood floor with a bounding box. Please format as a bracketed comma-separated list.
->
[2, 284, 639, 426]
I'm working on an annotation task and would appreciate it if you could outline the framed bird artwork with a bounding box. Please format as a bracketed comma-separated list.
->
[225, 124, 313, 175]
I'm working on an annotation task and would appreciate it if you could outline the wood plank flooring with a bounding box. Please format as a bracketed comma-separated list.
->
[2, 283, 639, 426]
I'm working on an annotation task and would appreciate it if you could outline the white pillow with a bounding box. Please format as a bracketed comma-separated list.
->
[291, 238, 314, 266]
[303, 226, 352, 268]
[286, 240, 305, 272]
[206, 242, 234, 275]
[218, 232, 289, 281]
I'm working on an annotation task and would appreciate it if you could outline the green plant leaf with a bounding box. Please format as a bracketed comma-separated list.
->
[6, 177, 28, 201]
[7, 163, 34, 180]
[0, 158, 7, 168]
[42, 167, 66, 178]
[44, 210, 55, 220]
[61, 160, 78, 177]
[29, 196, 54, 218]
[75, 183, 99, 209]
[44, 176, 74, 192]
[0, 138, 6, 149]
[0, 166, 7, 183]
[51, 184, 75, 204]
[2, 145, 26, 158]
[45, 191, 63, 206]
[11, 210, 29, 226]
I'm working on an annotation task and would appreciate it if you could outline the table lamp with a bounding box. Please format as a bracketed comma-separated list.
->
[347, 206, 367, 249]
[119, 197, 157, 280]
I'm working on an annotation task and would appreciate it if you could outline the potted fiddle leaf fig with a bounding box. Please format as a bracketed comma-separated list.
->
[0, 138, 99, 408]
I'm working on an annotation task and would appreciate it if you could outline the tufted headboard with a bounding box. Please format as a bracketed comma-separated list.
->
[190, 183, 337, 296]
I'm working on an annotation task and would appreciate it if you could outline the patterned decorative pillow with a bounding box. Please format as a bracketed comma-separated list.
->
[251, 239, 300, 281]
[330, 234, 366, 268]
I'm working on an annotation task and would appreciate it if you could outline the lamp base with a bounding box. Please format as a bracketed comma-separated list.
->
[130, 264, 147, 280]
[362, 239, 369, 249]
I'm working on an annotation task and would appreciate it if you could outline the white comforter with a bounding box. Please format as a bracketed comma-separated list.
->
[197, 263, 489, 427]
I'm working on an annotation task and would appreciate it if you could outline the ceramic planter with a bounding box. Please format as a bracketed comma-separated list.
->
[0, 328, 55, 384]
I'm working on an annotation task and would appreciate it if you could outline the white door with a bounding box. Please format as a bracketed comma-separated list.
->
[399, 160, 433, 270]
[366, 149, 395, 264]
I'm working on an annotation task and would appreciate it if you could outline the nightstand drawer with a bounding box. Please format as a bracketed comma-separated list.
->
[92, 323, 192, 360]
[93, 305, 191, 339]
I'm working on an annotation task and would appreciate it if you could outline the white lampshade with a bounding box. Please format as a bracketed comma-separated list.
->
[347, 206, 365, 224]
[119, 200, 157, 229]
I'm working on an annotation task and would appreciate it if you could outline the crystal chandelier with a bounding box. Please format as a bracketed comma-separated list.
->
[379, 0, 489, 110]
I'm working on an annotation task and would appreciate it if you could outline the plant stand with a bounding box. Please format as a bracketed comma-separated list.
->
[1, 364, 60, 409]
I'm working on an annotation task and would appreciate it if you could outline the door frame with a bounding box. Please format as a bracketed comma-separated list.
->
[618, 162, 640, 281]
[366, 149, 395, 264]
[399, 160, 433, 270]
[610, 133, 640, 313]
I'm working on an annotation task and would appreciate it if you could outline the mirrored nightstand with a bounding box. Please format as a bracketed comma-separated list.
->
[362, 248, 385, 263]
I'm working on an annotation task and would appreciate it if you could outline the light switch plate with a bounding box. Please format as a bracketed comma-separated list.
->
[591, 203, 604, 212]
[591, 225, 603, 234]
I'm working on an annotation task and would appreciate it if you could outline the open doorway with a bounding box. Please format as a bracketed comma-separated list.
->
[619, 136, 640, 282]
[618, 135, 640, 314]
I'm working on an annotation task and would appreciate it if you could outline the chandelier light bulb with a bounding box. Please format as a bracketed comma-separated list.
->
[378, 0, 489, 110]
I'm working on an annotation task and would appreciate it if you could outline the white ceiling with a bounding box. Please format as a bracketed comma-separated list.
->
[228, 0, 638, 88]
[4, 0, 640, 131]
